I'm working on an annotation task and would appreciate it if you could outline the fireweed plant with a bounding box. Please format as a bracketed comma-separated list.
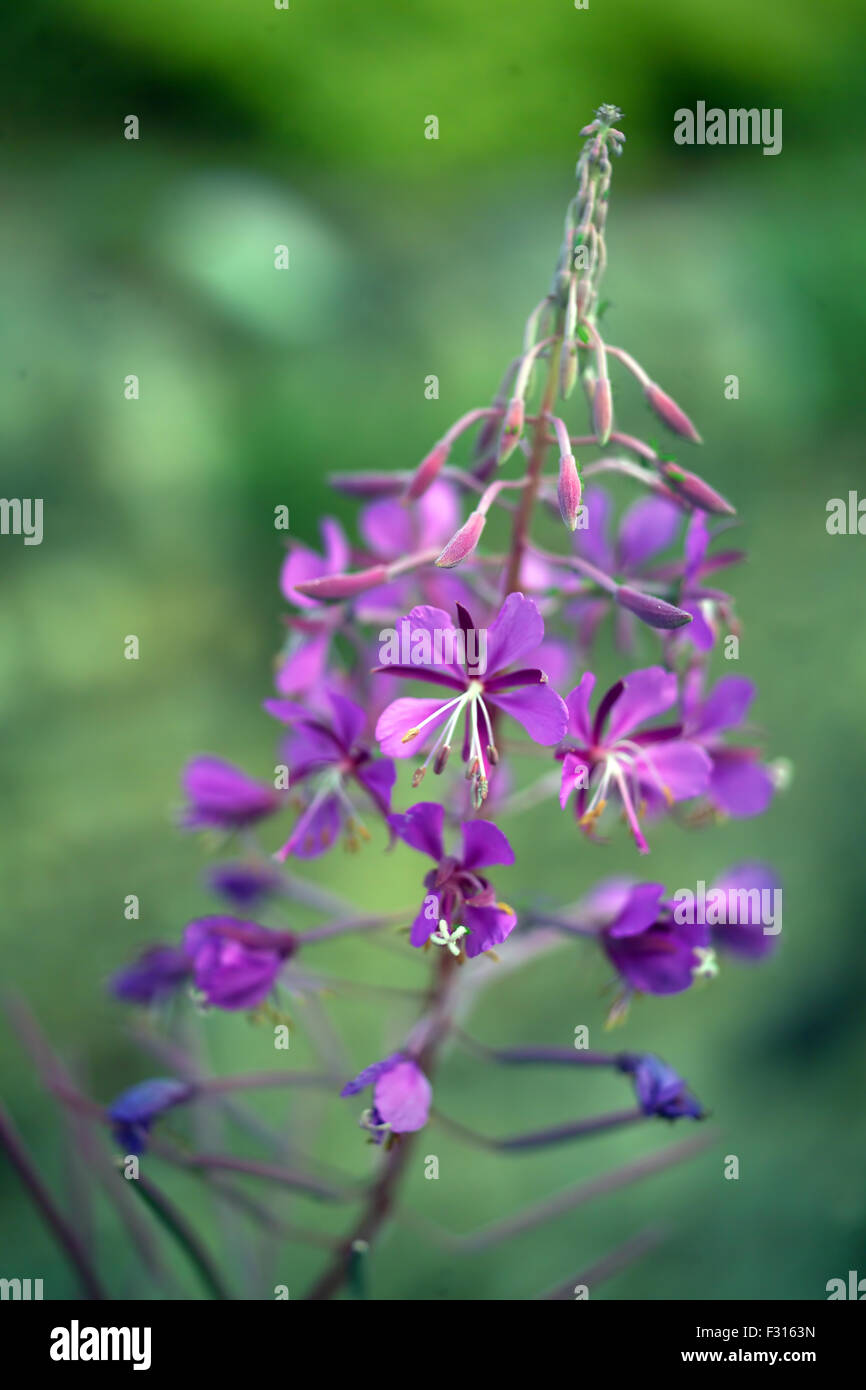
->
[7, 107, 785, 1302]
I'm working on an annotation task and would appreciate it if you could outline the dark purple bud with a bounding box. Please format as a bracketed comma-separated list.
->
[622, 1054, 704, 1121]
[659, 463, 735, 516]
[108, 1078, 192, 1155]
[615, 585, 693, 630]
[181, 756, 281, 831]
[329, 473, 405, 499]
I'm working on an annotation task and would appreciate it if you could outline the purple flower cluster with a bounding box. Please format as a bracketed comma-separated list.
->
[102, 108, 784, 1297]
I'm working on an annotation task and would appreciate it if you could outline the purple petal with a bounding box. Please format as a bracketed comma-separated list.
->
[462, 902, 518, 957]
[375, 697, 457, 758]
[354, 757, 396, 818]
[341, 1052, 404, 1097]
[708, 751, 775, 818]
[606, 666, 677, 742]
[684, 510, 710, 579]
[489, 683, 568, 746]
[181, 756, 279, 830]
[373, 1060, 432, 1132]
[606, 882, 667, 938]
[564, 672, 596, 744]
[559, 751, 590, 809]
[618, 495, 681, 571]
[327, 690, 367, 749]
[359, 498, 414, 558]
[484, 593, 545, 674]
[692, 676, 756, 738]
[275, 633, 331, 695]
[277, 794, 342, 860]
[388, 802, 445, 862]
[709, 862, 781, 958]
[321, 517, 350, 573]
[575, 485, 614, 571]
[383, 605, 465, 680]
[460, 820, 514, 871]
[636, 740, 712, 802]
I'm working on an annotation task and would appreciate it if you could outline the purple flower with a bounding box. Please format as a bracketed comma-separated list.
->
[596, 880, 710, 995]
[558, 666, 711, 852]
[623, 1054, 704, 1120]
[181, 756, 282, 832]
[110, 945, 192, 1005]
[374, 594, 568, 808]
[183, 916, 297, 1011]
[682, 671, 775, 818]
[108, 1078, 191, 1154]
[664, 511, 743, 652]
[388, 801, 517, 957]
[340, 1053, 432, 1136]
[264, 690, 396, 859]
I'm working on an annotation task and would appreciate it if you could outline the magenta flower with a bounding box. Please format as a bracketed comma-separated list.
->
[704, 863, 782, 960]
[354, 481, 471, 621]
[264, 690, 396, 859]
[181, 756, 282, 831]
[597, 880, 710, 995]
[374, 594, 568, 807]
[558, 666, 711, 852]
[183, 916, 297, 1011]
[340, 1053, 432, 1138]
[389, 801, 517, 957]
[682, 671, 775, 818]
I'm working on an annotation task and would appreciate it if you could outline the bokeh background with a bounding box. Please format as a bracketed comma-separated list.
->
[2, 0, 865, 1301]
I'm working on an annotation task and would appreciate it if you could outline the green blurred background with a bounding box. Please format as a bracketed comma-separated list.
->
[2, 0, 865, 1300]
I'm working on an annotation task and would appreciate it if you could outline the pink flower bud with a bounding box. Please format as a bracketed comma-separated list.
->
[615, 585, 693, 631]
[435, 510, 486, 568]
[293, 564, 389, 600]
[405, 439, 450, 501]
[645, 382, 702, 444]
[497, 397, 525, 464]
[592, 375, 613, 446]
[659, 463, 735, 516]
[556, 453, 583, 532]
[576, 276, 593, 317]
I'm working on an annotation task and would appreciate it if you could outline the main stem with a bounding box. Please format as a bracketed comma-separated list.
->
[305, 950, 459, 1300]
[502, 341, 561, 597]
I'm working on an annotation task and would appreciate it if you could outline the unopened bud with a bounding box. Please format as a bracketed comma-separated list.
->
[293, 564, 389, 601]
[559, 344, 578, 399]
[497, 397, 525, 464]
[557, 453, 583, 531]
[645, 382, 702, 444]
[659, 463, 735, 516]
[615, 585, 693, 630]
[435, 509, 486, 568]
[330, 473, 404, 498]
[405, 439, 451, 501]
[592, 375, 613, 446]
[576, 277, 593, 317]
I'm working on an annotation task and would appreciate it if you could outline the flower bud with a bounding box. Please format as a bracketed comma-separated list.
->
[645, 381, 702, 444]
[497, 397, 525, 464]
[659, 463, 735, 516]
[293, 564, 389, 600]
[435, 510, 486, 568]
[592, 375, 613, 446]
[556, 453, 583, 531]
[615, 585, 693, 630]
[330, 473, 404, 499]
[559, 344, 578, 399]
[405, 439, 451, 501]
